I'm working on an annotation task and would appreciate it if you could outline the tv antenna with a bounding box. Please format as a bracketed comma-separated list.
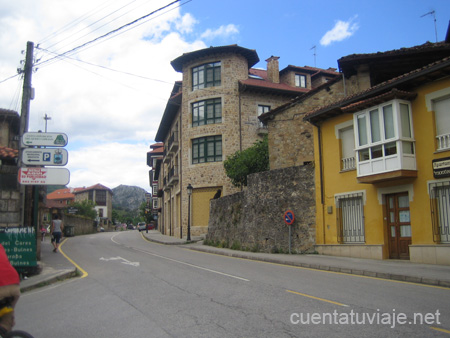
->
[310, 45, 317, 67]
[421, 10, 438, 42]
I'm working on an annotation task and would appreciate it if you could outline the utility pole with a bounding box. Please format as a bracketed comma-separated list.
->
[18, 41, 35, 227]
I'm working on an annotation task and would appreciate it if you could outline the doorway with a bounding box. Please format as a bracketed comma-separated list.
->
[386, 193, 412, 259]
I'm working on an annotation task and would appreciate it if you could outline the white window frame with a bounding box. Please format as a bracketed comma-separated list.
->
[258, 105, 270, 128]
[295, 74, 307, 88]
[353, 99, 416, 177]
[426, 88, 450, 151]
[336, 120, 355, 171]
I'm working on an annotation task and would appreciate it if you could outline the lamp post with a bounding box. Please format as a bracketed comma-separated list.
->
[187, 184, 193, 241]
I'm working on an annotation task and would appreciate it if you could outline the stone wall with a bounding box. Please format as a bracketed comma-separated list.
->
[207, 164, 315, 253]
[63, 214, 97, 236]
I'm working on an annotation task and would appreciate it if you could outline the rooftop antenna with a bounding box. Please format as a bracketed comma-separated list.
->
[310, 45, 317, 67]
[421, 10, 438, 42]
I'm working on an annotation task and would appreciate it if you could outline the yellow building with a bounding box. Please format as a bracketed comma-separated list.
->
[304, 47, 450, 264]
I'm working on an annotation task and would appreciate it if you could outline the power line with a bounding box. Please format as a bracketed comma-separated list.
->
[36, 0, 183, 68]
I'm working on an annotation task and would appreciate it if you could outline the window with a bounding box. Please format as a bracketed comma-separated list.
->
[96, 190, 107, 206]
[192, 62, 221, 90]
[152, 198, 158, 209]
[192, 98, 222, 126]
[336, 192, 365, 243]
[258, 105, 270, 128]
[339, 126, 355, 171]
[354, 99, 415, 177]
[429, 182, 450, 243]
[192, 135, 222, 164]
[433, 96, 450, 150]
[295, 74, 306, 88]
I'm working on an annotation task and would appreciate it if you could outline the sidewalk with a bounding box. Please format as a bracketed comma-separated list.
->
[20, 237, 77, 293]
[21, 231, 450, 292]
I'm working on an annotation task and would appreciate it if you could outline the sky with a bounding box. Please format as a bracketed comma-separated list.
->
[0, 0, 449, 192]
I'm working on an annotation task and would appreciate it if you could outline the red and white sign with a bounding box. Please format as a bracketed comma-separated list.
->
[18, 167, 70, 185]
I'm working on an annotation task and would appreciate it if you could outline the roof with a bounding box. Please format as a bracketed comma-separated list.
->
[239, 78, 309, 96]
[155, 82, 182, 142]
[171, 45, 259, 72]
[304, 55, 450, 123]
[0, 146, 18, 159]
[338, 41, 450, 84]
[74, 183, 113, 195]
[46, 187, 83, 200]
[280, 65, 339, 77]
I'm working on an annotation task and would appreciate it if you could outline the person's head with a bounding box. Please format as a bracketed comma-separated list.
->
[53, 214, 59, 220]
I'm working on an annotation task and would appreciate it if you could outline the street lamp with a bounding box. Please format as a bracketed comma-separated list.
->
[187, 184, 193, 241]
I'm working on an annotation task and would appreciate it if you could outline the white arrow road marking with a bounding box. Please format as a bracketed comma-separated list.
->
[100, 256, 140, 267]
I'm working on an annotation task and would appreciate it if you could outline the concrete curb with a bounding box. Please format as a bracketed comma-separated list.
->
[20, 268, 78, 293]
[188, 246, 450, 289]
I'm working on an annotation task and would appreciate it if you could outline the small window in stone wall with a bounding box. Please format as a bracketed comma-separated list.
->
[0, 173, 18, 190]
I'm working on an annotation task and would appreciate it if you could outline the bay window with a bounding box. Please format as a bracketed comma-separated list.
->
[354, 99, 416, 177]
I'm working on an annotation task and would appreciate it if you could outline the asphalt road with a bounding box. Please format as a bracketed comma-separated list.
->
[15, 231, 450, 337]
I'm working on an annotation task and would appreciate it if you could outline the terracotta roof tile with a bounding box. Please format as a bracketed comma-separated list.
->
[0, 146, 18, 159]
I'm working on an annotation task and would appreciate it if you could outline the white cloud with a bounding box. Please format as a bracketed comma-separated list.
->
[0, 0, 213, 191]
[320, 16, 359, 46]
[200, 24, 239, 40]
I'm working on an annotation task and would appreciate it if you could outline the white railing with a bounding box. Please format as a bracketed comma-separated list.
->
[342, 157, 356, 171]
[437, 133, 450, 150]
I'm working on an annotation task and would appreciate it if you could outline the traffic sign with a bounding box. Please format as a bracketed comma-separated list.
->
[22, 132, 68, 147]
[22, 148, 68, 166]
[284, 210, 295, 225]
[18, 167, 70, 185]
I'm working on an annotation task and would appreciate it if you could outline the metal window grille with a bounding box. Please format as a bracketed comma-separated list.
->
[336, 193, 365, 243]
[429, 182, 450, 243]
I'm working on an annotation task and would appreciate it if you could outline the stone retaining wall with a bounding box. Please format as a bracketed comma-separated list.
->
[207, 164, 315, 253]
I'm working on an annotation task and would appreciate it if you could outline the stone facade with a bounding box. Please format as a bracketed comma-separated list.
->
[154, 45, 338, 240]
[207, 164, 315, 253]
[64, 214, 97, 236]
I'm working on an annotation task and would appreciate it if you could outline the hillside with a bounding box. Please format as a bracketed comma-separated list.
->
[112, 185, 149, 211]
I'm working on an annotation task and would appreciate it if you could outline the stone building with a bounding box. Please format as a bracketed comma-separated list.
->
[74, 183, 113, 228]
[0, 109, 20, 227]
[152, 45, 339, 238]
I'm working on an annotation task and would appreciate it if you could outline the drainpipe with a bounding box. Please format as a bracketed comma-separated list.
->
[310, 120, 326, 244]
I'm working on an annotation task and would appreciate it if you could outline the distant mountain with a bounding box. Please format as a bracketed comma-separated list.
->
[112, 185, 149, 211]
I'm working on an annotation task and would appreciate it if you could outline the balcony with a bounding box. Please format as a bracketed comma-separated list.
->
[168, 130, 179, 154]
[168, 165, 179, 187]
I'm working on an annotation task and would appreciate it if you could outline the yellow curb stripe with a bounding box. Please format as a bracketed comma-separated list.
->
[59, 238, 88, 278]
[286, 289, 349, 307]
[430, 327, 450, 334]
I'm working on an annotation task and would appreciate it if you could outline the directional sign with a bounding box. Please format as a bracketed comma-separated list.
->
[18, 167, 70, 185]
[22, 132, 68, 147]
[22, 148, 68, 166]
[284, 210, 295, 225]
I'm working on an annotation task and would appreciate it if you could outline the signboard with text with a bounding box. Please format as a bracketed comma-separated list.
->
[18, 167, 70, 185]
[22, 132, 68, 147]
[0, 227, 37, 268]
[432, 157, 450, 179]
[22, 148, 68, 166]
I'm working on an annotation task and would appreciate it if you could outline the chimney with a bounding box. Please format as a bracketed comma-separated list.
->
[266, 56, 280, 83]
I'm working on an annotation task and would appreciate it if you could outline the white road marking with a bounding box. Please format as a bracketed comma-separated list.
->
[111, 232, 249, 282]
[99, 256, 140, 267]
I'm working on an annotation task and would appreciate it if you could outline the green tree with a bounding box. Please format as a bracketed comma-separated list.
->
[224, 136, 269, 187]
[68, 200, 97, 219]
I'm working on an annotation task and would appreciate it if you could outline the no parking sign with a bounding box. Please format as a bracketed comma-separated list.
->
[284, 210, 295, 225]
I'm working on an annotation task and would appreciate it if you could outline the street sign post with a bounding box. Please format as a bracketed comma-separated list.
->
[18, 167, 70, 185]
[22, 132, 68, 147]
[284, 210, 295, 254]
[22, 148, 68, 166]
